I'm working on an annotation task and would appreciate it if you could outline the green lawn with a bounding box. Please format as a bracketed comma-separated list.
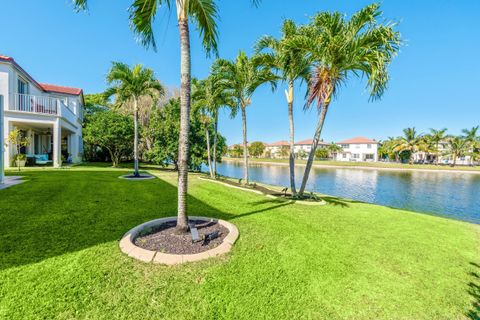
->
[0, 166, 479, 319]
[224, 157, 480, 172]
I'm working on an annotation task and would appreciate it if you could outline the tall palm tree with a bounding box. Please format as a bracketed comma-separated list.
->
[394, 127, 423, 164]
[255, 20, 310, 196]
[288, 4, 401, 196]
[104, 62, 164, 177]
[213, 51, 277, 185]
[192, 75, 235, 178]
[73, 0, 220, 232]
[462, 126, 479, 166]
[428, 128, 448, 164]
[444, 136, 469, 167]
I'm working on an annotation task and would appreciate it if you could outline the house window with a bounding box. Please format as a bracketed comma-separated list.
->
[365, 154, 374, 160]
[341, 144, 349, 149]
[342, 153, 347, 158]
[367, 144, 372, 149]
[353, 154, 360, 159]
[18, 78, 29, 95]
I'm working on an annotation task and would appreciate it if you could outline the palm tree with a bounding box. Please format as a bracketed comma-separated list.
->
[255, 20, 310, 196]
[462, 126, 479, 165]
[428, 128, 448, 164]
[288, 4, 401, 196]
[444, 136, 469, 167]
[104, 62, 164, 177]
[326, 143, 343, 159]
[213, 51, 277, 185]
[73, 0, 220, 232]
[394, 128, 423, 164]
[192, 75, 235, 178]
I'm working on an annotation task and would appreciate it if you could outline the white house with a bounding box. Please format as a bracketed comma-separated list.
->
[1, 55, 84, 168]
[265, 140, 289, 158]
[411, 142, 474, 166]
[335, 137, 379, 162]
[294, 139, 330, 158]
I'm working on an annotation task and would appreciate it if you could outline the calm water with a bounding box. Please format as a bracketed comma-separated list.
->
[206, 162, 480, 224]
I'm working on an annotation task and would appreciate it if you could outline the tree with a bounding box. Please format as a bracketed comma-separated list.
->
[394, 128, 423, 164]
[6, 129, 31, 171]
[82, 94, 110, 162]
[145, 98, 226, 171]
[326, 143, 342, 159]
[462, 126, 479, 165]
[83, 111, 134, 167]
[256, 19, 310, 196]
[444, 136, 469, 167]
[288, 4, 401, 196]
[248, 141, 265, 158]
[314, 148, 328, 160]
[104, 62, 164, 177]
[214, 51, 277, 185]
[426, 128, 448, 164]
[74, 0, 221, 231]
[192, 76, 235, 178]
[229, 144, 243, 158]
[279, 145, 289, 158]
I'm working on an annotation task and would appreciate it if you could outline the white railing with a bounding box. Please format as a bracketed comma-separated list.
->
[10, 93, 59, 115]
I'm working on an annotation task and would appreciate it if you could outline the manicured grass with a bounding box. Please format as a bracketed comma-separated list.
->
[224, 157, 480, 172]
[0, 166, 479, 319]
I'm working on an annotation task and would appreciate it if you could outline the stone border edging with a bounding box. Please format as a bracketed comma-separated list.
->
[199, 177, 326, 205]
[119, 216, 239, 265]
[119, 174, 156, 180]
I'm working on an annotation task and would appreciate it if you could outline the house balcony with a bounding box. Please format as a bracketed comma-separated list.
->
[7, 93, 79, 125]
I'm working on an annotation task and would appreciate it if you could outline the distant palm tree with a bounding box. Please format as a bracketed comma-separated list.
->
[192, 76, 235, 178]
[288, 4, 401, 196]
[104, 62, 164, 177]
[394, 127, 423, 164]
[444, 136, 469, 167]
[73, 0, 220, 232]
[326, 143, 343, 159]
[462, 126, 479, 166]
[214, 51, 277, 184]
[427, 128, 448, 164]
[256, 20, 310, 196]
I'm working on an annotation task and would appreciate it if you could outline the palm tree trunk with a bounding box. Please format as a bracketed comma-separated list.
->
[286, 81, 296, 196]
[299, 102, 330, 196]
[205, 126, 214, 178]
[213, 112, 218, 178]
[133, 97, 140, 177]
[241, 105, 249, 185]
[176, 17, 190, 233]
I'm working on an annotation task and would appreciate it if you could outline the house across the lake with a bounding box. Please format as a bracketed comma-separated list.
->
[0, 55, 84, 168]
[335, 137, 379, 162]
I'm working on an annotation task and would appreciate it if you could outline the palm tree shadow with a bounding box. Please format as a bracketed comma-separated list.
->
[321, 196, 351, 208]
[466, 262, 480, 319]
[228, 199, 294, 220]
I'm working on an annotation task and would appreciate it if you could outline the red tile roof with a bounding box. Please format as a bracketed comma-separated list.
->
[0, 55, 83, 96]
[336, 137, 378, 144]
[295, 139, 329, 146]
[268, 140, 289, 147]
[39, 83, 83, 96]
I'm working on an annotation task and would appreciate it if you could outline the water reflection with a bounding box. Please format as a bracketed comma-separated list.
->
[207, 162, 480, 224]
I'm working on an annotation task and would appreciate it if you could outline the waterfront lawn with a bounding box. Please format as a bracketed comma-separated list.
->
[0, 167, 479, 319]
[225, 157, 480, 172]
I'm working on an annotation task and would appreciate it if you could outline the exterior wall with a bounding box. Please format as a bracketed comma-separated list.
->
[1, 61, 83, 167]
[336, 143, 379, 162]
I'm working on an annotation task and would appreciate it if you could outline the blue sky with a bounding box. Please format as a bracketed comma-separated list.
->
[1, 0, 479, 145]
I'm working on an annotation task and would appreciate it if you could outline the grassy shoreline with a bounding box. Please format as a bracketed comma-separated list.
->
[1, 166, 479, 319]
[223, 157, 480, 173]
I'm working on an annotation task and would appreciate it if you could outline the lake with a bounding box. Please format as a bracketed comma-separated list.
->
[206, 161, 480, 224]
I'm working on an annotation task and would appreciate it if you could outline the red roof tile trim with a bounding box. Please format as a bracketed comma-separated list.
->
[267, 141, 289, 147]
[0, 55, 83, 96]
[336, 137, 378, 144]
[39, 83, 83, 96]
[295, 139, 329, 146]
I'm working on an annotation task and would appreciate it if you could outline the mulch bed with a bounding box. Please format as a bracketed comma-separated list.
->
[134, 219, 229, 254]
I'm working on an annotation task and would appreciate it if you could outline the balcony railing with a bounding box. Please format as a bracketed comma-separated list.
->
[10, 93, 59, 115]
